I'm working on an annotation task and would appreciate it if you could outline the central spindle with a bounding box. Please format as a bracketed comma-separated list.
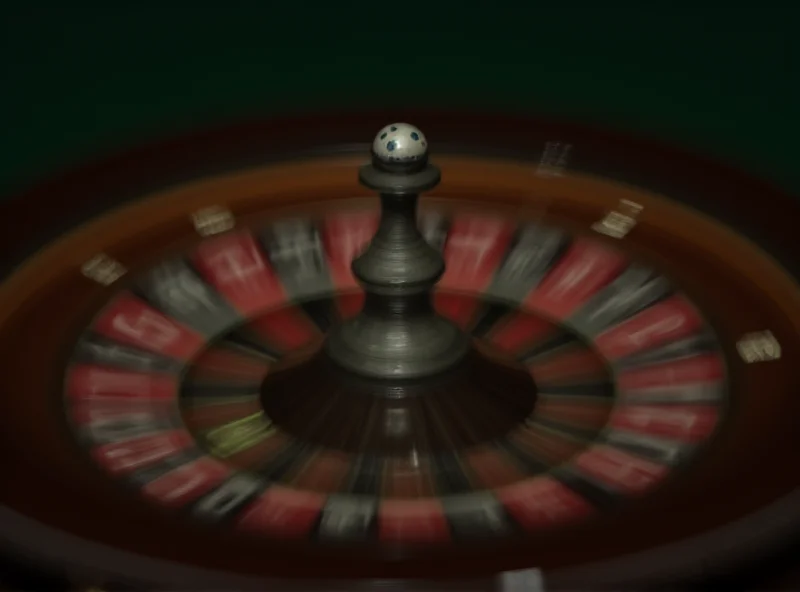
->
[324, 123, 470, 379]
[260, 122, 538, 455]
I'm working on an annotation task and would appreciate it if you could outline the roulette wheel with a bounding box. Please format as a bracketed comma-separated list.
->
[0, 110, 798, 591]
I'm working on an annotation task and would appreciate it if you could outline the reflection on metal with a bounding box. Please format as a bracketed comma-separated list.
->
[536, 142, 572, 177]
[385, 408, 410, 437]
[737, 331, 782, 363]
[80, 254, 127, 286]
[192, 206, 235, 236]
[592, 199, 643, 238]
[500, 568, 545, 591]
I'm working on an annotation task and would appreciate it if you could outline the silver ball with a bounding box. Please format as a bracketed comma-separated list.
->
[372, 123, 428, 163]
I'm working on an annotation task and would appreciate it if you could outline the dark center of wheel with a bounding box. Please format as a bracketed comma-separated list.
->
[259, 124, 538, 456]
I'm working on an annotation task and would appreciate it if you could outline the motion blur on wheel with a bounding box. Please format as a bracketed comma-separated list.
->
[0, 108, 798, 590]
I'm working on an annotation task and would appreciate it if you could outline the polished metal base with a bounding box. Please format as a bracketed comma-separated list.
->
[325, 293, 470, 379]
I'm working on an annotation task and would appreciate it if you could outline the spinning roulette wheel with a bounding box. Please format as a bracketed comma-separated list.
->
[0, 112, 798, 591]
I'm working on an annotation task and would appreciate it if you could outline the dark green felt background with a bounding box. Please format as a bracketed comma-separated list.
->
[1, 4, 797, 197]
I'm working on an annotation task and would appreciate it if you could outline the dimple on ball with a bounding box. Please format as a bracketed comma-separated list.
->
[372, 123, 428, 163]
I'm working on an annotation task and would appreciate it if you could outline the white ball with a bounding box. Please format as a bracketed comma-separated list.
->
[372, 123, 428, 163]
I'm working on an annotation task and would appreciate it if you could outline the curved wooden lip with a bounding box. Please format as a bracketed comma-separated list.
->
[0, 113, 796, 584]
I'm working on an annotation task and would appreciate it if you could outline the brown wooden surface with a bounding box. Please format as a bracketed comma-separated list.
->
[0, 113, 798, 585]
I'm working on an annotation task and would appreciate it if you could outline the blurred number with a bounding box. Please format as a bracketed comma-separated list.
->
[737, 331, 781, 363]
[192, 206, 235, 236]
[536, 142, 571, 177]
[592, 199, 643, 239]
[81, 254, 127, 285]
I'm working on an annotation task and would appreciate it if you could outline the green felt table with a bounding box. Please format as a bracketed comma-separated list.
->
[2, 5, 797, 196]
